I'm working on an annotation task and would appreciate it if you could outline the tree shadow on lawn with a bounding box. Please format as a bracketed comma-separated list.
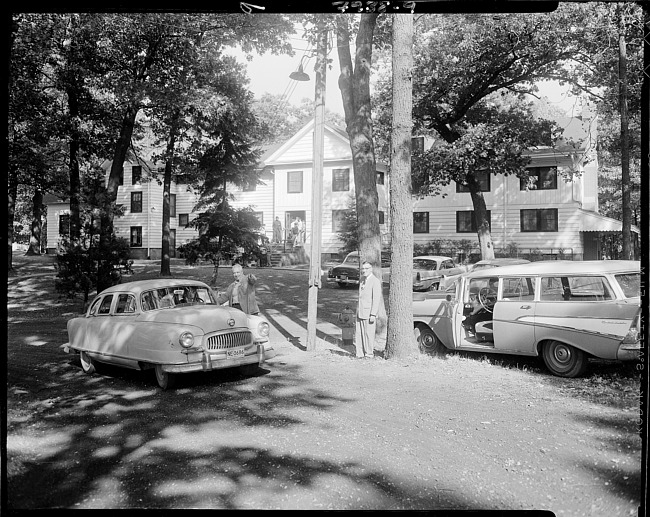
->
[7, 356, 484, 511]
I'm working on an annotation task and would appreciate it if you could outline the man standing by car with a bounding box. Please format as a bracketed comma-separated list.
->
[217, 263, 260, 315]
[355, 261, 383, 358]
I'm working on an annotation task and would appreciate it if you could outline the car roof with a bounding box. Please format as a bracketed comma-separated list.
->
[466, 260, 640, 278]
[414, 256, 453, 261]
[475, 258, 530, 265]
[98, 278, 211, 296]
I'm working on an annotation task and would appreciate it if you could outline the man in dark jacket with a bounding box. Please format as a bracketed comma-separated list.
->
[217, 263, 260, 315]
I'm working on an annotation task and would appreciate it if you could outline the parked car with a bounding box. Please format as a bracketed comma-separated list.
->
[62, 279, 275, 389]
[439, 258, 531, 291]
[327, 251, 390, 288]
[408, 256, 465, 291]
[413, 260, 641, 377]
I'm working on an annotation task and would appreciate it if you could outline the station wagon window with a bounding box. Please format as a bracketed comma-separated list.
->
[97, 295, 113, 315]
[115, 294, 137, 314]
[501, 277, 535, 301]
[615, 273, 640, 298]
[540, 276, 613, 302]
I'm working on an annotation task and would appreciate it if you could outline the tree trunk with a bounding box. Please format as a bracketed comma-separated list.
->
[7, 177, 17, 271]
[336, 14, 382, 269]
[385, 14, 416, 360]
[160, 117, 179, 277]
[469, 187, 495, 260]
[336, 14, 387, 333]
[97, 103, 139, 293]
[67, 85, 82, 243]
[618, 4, 632, 259]
[26, 189, 43, 256]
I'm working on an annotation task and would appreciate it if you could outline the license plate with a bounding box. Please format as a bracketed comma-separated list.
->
[340, 275, 347, 281]
[227, 348, 245, 358]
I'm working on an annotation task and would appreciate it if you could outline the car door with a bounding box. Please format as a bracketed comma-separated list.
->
[100, 293, 138, 364]
[492, 276, 537, 353]
[83, 294, 114, 355]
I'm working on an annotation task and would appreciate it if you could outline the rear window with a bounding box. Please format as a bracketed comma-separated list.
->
[615, 273, 640, 298]
[414, 259, 436, 270]
[344, 255, 360, 265]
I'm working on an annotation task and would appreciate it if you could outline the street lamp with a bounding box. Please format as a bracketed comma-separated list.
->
[289, 60, 310, 82]
[289, 27, 327, 352]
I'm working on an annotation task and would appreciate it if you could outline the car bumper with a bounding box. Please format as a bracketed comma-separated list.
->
[164, 344, 265, 373]
[329, 277, 359, 285]
[617, 343, 641, 361]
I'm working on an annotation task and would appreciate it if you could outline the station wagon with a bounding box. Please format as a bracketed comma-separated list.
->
[413, 260, 641, 377]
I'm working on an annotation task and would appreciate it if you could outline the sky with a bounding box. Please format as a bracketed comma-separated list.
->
[226, 41, 580, 119]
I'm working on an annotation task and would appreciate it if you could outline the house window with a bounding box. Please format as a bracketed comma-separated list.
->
[58, 214, 70, 235]
[287, 171, 303, 193]
[520, 166, 558, 190]
[413, 212, 429, 233]
[456, 210, 491, 233]
[132, 165, 141, 185]
[521, 209, 558, 232]
[456, 171, 491, 192]
[379, 211, 385, 225]
[173, 173, 188, 184]
[332, 168, 350, 192]
[131, 192, 142, 213]
[130, 226, 142, 247]
[411, 136, 425, 153]
[253, 211, 263, 226]
[169, 194, 176, 217]
[179, 214, 189, 227]
[332, 209, 349, 232]
[376, 171, 385, 185]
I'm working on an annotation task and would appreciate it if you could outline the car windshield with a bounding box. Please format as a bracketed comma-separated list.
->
[615, 273, 640, 298]
[141, 285, 216, 311]
[413, 259, 437, 270]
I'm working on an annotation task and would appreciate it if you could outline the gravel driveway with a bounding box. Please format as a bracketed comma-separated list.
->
[5, 256, 644, 513]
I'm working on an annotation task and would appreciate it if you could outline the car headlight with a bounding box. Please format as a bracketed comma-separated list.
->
[257, 321, 270, 338]
[179, 331, 194, 348]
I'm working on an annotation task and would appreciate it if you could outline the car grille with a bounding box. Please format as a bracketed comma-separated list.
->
[206, 331, 252, 350]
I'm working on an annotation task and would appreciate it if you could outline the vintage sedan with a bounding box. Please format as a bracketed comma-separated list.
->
[411, 256, 465, 291]
[439, 258, 531, 290]
[62, 279, 275, 389]
[413, 260, 641, 377]
[327, 251, 390, 288]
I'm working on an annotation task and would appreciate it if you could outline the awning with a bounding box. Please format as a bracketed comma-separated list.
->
[578, 209, 640, 234]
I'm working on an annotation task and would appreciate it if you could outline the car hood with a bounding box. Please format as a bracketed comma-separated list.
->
[137, 305, 249, 330]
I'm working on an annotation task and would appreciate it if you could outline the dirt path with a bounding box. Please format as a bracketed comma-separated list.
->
[5, 256, 644, 513]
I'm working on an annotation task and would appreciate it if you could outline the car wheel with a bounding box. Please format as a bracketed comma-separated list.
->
[542, 340, 588, 378]
[79, 351, 96, 374]
[239, 363, 260, 376]
[154, 364, 177, 390]
[414, 324, 446, 356]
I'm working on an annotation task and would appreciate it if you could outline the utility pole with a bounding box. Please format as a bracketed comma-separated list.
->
[307, 23, 327, 351]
